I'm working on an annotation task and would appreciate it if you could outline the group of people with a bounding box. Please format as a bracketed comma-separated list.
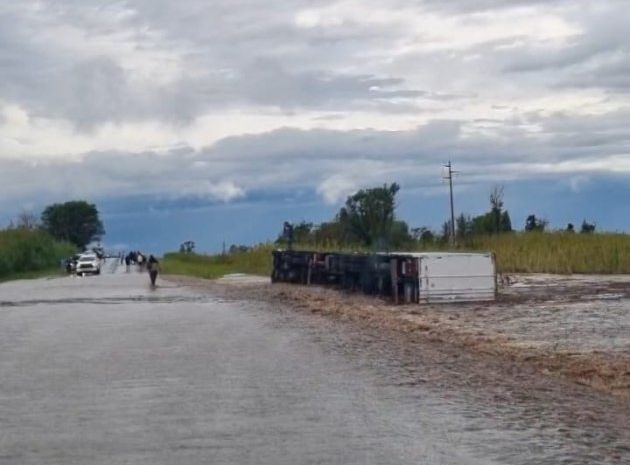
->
[121, 251, 144, 269]
[119, 251, 161, 286]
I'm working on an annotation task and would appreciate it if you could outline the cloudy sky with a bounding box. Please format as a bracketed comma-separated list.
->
[1, 0, 629, 252]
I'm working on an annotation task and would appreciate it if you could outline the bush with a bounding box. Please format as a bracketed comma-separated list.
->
[0, 229, 76, 280]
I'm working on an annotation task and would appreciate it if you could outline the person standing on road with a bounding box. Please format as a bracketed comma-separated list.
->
[137, 252, 145, 271]
[147, 255, 160, 287]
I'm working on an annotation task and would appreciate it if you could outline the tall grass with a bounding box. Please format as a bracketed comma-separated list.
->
[162, 245, 275, 279]
[163, 232, 630, 279]
[0, 229, 76, 281]
[456, 232, 630, 274]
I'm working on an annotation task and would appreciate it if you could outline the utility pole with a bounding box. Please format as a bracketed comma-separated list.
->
[444, 161, 457, 246]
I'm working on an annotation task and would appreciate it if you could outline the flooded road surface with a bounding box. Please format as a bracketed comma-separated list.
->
[1, 261, 628, 464]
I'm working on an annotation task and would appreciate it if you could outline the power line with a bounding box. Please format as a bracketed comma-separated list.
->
[443, 161, 458, 246]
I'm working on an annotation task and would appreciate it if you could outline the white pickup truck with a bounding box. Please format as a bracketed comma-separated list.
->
[76, 253, 101, 276]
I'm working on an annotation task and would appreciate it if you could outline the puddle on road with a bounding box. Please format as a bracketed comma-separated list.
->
[0, 295, 220, 308]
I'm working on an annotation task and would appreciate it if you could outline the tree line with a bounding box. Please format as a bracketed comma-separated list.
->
[4, 200, 104, 250]
[277, 183, 598, 249]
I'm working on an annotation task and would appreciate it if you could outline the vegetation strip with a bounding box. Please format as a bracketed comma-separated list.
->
[0, 229, 76, 282]
[164, 229, 630, 279]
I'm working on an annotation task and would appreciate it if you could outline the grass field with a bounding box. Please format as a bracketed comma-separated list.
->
[163, 232, 630, 280]
[0, 229, 76, 281]
[454, 232, 630, 274]
[162, 246, 274, 279]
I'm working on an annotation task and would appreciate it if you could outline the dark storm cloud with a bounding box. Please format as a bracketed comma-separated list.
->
[3, 106, 630, 215]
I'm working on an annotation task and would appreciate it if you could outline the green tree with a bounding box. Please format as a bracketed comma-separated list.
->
[470, 186, 513, 236]
[456, 213, 473, 241]
[292, 222, 314, 244]
[580, 220, 596, 234]
[313, 221, 345, 246]
[275, 221, 314, 246]
[179, 241, 196, 253]
[412, 226, 435, 244]
[500, 211, 512, 232]
[41, 201, 104, 249]
[338, 183, 407, 247]
[441, 220, 452, 243]
[391, 220, 412, 248]
[525, 214, 547, 232]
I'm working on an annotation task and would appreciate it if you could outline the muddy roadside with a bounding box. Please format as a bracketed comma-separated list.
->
[165, 273, 630, 401]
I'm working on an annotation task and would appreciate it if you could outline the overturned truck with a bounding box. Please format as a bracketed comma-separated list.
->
[271, 250, 497, 304]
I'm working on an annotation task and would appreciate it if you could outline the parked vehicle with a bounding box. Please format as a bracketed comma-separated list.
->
[76, 254, 101, 276]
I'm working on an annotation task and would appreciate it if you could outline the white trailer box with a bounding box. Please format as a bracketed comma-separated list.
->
[402, 252, 496, 303]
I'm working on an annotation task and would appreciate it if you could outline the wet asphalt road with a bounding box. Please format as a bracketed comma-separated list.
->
[0, 260, 628, 464]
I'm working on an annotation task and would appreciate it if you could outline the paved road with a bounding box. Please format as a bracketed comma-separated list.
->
[0, 260, 628, 464]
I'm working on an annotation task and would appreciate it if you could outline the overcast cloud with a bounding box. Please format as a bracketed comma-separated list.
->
[1, 0, 629, 237]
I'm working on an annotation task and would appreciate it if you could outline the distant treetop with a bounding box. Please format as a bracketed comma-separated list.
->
[41, 201, 104, 249]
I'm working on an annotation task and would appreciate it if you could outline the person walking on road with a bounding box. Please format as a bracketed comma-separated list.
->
[147, 255, 160, 287]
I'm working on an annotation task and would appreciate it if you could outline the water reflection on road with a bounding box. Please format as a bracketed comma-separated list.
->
[0, 260, 627, 464]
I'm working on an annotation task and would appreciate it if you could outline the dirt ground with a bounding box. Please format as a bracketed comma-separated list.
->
[166, 273, 630, 401]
